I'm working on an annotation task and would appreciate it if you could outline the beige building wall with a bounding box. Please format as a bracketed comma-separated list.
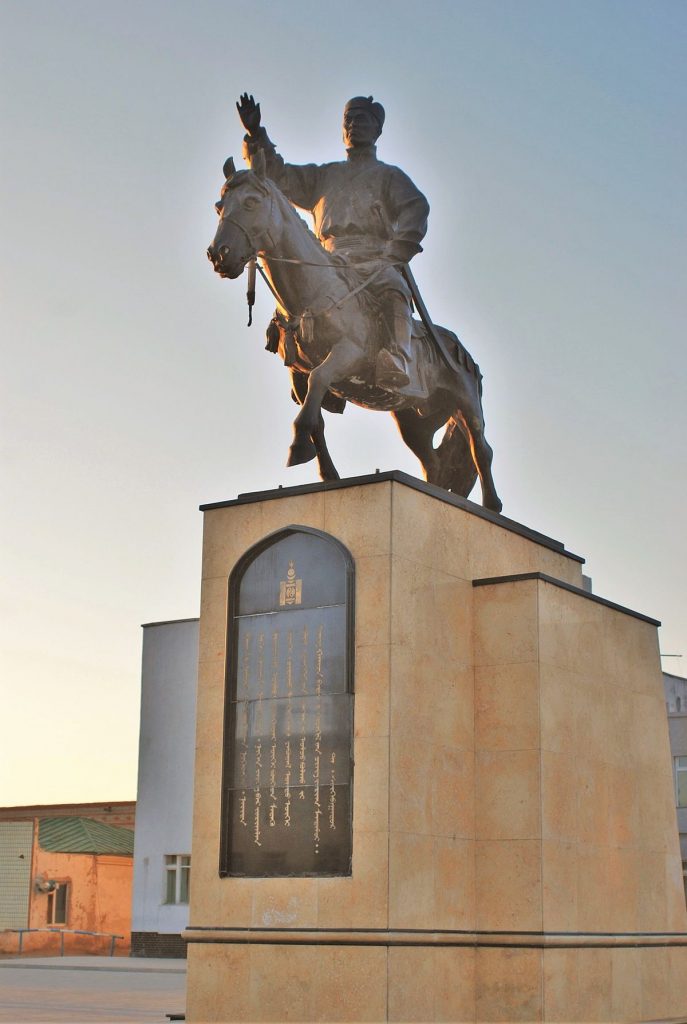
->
[186, 473, 687, 1022]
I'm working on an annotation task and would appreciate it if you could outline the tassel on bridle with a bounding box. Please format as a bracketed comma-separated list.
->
[246, 257, 257, 326]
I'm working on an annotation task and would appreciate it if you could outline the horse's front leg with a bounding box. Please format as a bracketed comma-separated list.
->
[290, 369, 340, 481]
[287, 339, 364, 467]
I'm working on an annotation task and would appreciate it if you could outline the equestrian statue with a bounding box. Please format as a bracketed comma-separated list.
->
[207, 93, 502, 513]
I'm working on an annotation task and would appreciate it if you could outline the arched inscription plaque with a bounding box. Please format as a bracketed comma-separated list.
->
[220, 527, 354, 877]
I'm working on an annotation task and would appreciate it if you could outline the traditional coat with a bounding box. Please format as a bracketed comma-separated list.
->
[243, 130, 429, 298]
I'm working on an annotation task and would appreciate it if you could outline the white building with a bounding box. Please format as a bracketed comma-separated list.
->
[131, 618, 198, 957]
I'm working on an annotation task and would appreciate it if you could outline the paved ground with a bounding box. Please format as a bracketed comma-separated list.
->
[0, 957, 186, 1023]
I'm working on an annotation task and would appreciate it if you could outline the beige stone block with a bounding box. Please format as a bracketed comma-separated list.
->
[195, 651, 224, 701]
[352, 735, 389, 834]
[390, 717, 474, 838]
[542, 839, 578, 932]
[187, 943, 250, 1022]
[198, 575, 229, 664]
[475, 661, 540, 751]
[475, 839, 542, 931]
[323, 481, 391, 558]
[390, 482, 471, 579]
[610, 947, 642, 1024]
[575, 947, 612, 1024]
[389, 831, 434, 929]
[217, 877, 253, 928]
[435, 746, 475, 840]
[251, 877, 318, 928]
[570, 681, 609, 765]
[353, 644, 389, 739]
[202, 503, 263, 582]
[634, 692, 673, 769]
[191, 757, 222, 844]
[604, 846, 640, 932]
[544, 616, 605, 683]
[666, 946, 687, 1017]
[475, 947, 543, 1023]
[258, 490, 326, 539]
[529, 545, 584, 587]
[390, 558, 473, 664]
[576, 759, 609, 847]
[539, 664, 577, 755]
[604, 608, 662, 696]
[194, 689, 224, 759]
[640, 946, 672, 1023]
[473, 580, 538, 667]
[433, 836, 475, 931]
[476, 749, 541, 841]
[348, 831, 389, 928]
[542, 948, 579, 1023]
[602, 682, 634, 768]
[467, 516, 538, 581]
[239, 943, 387, 1022]
[575, 844, 609, 931]
[389, 833, 474, 930]
[606, 764, 640, 848]
[541, 750, 577, 842]
[637, 766, 678, 854]
[354, 555, 391, 647]
[636, 850, 668, 932]
[388, 946, 475, 1022]
[248, 943, 310, 1021]
[317, 829, 388, 929]
[390, 644, 474, 753]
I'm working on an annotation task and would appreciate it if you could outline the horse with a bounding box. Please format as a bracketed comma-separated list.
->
[207, 151, 502, 513]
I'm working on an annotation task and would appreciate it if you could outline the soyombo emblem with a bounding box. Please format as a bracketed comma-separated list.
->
[279, 560, 302, 606]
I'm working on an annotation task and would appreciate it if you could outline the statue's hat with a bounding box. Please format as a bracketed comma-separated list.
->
[343, 95, 385, 132]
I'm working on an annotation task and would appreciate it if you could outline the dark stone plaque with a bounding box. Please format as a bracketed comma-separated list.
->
[220, 528, 354, 876]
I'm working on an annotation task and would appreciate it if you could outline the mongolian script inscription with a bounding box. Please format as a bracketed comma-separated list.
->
[221, 530, 353, 877]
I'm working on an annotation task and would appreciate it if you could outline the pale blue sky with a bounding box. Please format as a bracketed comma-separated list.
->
[1, 0, 685, 803]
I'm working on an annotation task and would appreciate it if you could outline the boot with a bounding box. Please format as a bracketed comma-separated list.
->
[375, 293, 426, 399]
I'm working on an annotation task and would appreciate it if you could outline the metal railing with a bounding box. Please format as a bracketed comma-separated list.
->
[9, 927, 125, 957]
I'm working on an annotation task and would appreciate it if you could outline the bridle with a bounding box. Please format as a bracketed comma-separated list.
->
[218, 182, 276, 263]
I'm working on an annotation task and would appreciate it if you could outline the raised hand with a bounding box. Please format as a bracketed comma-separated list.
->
[236, 93, 261, 136]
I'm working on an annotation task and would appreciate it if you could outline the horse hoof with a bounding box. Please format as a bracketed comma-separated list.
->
[486, 496, 503, 514]
[287, 440, 317, 467]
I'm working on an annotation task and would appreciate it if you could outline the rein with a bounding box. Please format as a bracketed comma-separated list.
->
[255, 252, 400, 319]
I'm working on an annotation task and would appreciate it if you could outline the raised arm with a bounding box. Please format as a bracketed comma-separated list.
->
[236, 93, 322, 212]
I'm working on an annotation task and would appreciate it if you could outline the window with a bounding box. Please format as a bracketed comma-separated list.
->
[164, 855, 190, 904]
[47, 883, 68, 925]
[675, 757, 687, 808]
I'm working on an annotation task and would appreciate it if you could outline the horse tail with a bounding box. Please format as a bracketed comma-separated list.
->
[431, 325, 482, 497]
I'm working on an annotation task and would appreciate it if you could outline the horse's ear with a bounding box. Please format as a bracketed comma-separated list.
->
[251, 148, 267, 180]
[223, 156, 236, 179]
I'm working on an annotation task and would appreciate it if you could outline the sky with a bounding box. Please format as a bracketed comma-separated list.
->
[1, 0, 685, 806]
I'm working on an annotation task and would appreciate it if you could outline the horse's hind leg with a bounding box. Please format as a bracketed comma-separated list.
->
[455, 405, 502, 513]
[391, 408, 445, 483]
[290, 370, 340, 481]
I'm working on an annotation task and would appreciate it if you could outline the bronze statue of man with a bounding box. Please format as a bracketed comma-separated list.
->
[236, 93, 430, 397]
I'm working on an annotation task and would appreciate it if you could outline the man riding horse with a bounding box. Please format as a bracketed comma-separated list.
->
[236, 93, 429, 398]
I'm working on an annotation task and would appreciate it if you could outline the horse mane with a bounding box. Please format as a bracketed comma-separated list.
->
[222, 170, 314, 239]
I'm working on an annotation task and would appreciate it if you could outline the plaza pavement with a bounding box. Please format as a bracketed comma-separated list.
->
[0, 956, 186, 1023]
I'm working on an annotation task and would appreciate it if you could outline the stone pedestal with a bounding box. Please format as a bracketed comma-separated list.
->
[185, 471, 687, 1023]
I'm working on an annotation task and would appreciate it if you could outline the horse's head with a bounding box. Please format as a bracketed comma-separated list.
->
[207, 152, 273, 279]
